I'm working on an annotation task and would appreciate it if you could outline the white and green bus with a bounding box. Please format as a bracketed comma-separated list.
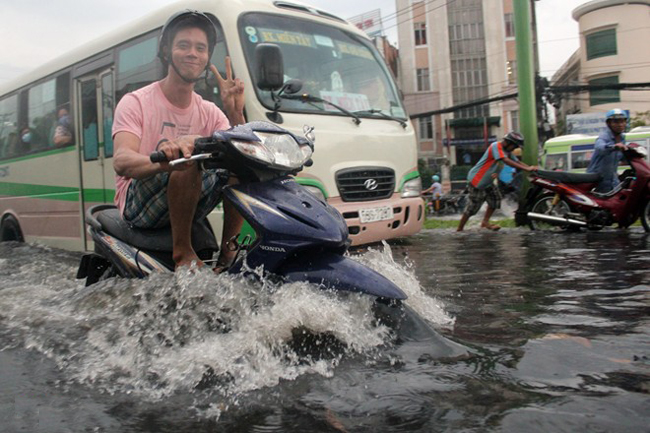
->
[0, 0, 424, 251]
[542, 127, 650, 173]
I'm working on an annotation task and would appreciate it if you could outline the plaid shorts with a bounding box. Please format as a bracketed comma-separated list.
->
[123, 170, 228, 229]
[463, 184, 501, 217]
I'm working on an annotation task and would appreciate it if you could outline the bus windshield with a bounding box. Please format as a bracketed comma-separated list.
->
[239, 13, 406, 119]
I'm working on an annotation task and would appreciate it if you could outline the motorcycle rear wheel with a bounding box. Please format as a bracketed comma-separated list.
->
[641, 200, 650, 232]
[528, 194, 573, 231]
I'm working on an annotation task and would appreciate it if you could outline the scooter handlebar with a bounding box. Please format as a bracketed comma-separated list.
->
[150, 151, 168, 163]
[150, 150, 214, 167]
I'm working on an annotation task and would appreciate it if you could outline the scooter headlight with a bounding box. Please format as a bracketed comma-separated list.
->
[232, 132, 313, 170]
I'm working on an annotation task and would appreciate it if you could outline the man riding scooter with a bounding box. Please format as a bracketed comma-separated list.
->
[587, 109, 628, 193]
[112, 10, 245, 271]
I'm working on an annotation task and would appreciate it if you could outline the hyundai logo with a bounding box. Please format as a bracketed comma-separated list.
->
[364, 179, 379, 190]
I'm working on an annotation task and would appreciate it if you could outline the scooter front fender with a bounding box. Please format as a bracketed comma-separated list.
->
[277, 252, 407, 300]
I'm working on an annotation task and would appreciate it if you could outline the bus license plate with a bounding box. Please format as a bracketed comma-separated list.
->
[359, 206, 394, 223]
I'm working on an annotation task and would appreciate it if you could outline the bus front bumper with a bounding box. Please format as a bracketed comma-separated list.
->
[328, 194, 424, 246]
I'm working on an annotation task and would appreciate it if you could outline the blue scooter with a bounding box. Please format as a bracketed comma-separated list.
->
[77, 44, 465, 359]
[77, 121, 406, 303]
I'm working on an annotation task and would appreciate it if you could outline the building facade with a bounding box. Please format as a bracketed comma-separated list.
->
[552, 0, 650, 132]
[396, 0, 535, 189]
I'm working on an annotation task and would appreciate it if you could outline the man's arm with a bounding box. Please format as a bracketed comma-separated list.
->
[595, 134, 626, 152]
[113, 131, 198, 179]
[503, 156, 537, 172]
[113, 132, 161, 179]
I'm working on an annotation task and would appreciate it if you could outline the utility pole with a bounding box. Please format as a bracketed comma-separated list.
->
[514, 0, 539, 225]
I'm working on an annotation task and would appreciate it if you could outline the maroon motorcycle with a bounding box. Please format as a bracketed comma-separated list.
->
[525, 143, 650, 232]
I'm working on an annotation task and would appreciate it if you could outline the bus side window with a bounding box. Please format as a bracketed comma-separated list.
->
[545, 153, 568, 171]
[571, 151, 593, 170]
[102, 72, 114, 157]
[52, 72, 74, 148]
[0, 94, 18, 159]
[19, 72, 74, 155]
[115, 32, 162, 104]
[27, 78, 57, 151]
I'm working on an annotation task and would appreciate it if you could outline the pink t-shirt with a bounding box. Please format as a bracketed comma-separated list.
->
[112, 81, 230, 213]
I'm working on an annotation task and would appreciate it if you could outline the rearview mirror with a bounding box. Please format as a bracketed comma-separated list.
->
[255, 44, 284, 91]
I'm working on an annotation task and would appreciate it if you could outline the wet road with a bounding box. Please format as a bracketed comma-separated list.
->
[1, 227, 648, 432]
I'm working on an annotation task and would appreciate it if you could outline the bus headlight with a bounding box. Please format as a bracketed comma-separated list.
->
[401, 177, 422, 198]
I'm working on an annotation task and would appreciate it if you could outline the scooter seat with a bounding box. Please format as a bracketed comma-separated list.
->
[536, 170, 601, 184]
[95, 207, 218, 253]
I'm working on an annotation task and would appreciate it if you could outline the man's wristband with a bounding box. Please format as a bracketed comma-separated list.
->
[156, 138, 169, 150]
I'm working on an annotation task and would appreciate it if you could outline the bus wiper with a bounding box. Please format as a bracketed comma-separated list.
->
[353, 109, 407, 129]
[280, 93, 361, 125]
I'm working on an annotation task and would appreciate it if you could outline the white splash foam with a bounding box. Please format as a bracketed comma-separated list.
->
[0, 243, 451, 403]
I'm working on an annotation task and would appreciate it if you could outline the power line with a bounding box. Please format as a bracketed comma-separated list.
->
[550, 81, 650, 94]
[410, 92, 518, 119]
[408, 82, 650, 120]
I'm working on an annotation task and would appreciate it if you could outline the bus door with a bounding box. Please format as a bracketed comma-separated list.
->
[76, 68, 114, 248]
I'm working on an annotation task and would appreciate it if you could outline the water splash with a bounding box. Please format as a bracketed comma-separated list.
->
[0, 242, 453, 403]
[350, 242, 455, 329]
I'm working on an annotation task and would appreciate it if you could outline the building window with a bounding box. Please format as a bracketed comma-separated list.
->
[586, 28, 617, 60]
[447, 0, 488, 119]
[510, 110, 519, 132]
[414, 22, 427, 46]
[589, 76, 620, 106]
[416, 68, 430, 91]
[504, 13, 515, 38]
[507, 60, 517, 85]
[419, 116, 433, 140]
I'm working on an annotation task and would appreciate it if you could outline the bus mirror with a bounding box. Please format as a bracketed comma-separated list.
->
[281, 79, 302, 95]
[255, 44, 284, 91]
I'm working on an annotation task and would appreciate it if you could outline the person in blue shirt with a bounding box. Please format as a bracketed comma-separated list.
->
[586, 109, 628, 193]
[422, 174, 443, 212]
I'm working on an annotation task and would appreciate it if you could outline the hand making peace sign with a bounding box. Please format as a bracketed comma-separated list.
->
[210, 56, 245, 125]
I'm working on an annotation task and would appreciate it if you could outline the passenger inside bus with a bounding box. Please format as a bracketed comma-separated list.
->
[19, 127, 32, 154]
[1, 132, 18, 158]
[53, 107, 73, 147]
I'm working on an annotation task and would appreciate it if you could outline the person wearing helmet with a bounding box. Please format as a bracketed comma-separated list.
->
[586, 109, 628, 193]
[457, 131, 538, 231]
[422, 174, 443, 212]
[112, 10, 245, 271]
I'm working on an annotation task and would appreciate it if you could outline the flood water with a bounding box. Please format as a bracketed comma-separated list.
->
[1, 227, 648, 432]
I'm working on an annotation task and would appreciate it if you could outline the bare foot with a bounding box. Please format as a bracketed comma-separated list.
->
[481, 223, 501, 231]
[213, 254, 235, 274]
[173, 252, 204, 270]
[213, 264, 228, 274]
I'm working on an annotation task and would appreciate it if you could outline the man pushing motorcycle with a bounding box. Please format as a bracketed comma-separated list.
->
[457, 132, 538, 232]
[112, 10, 245, 270]
[586, 108, 628, 193]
